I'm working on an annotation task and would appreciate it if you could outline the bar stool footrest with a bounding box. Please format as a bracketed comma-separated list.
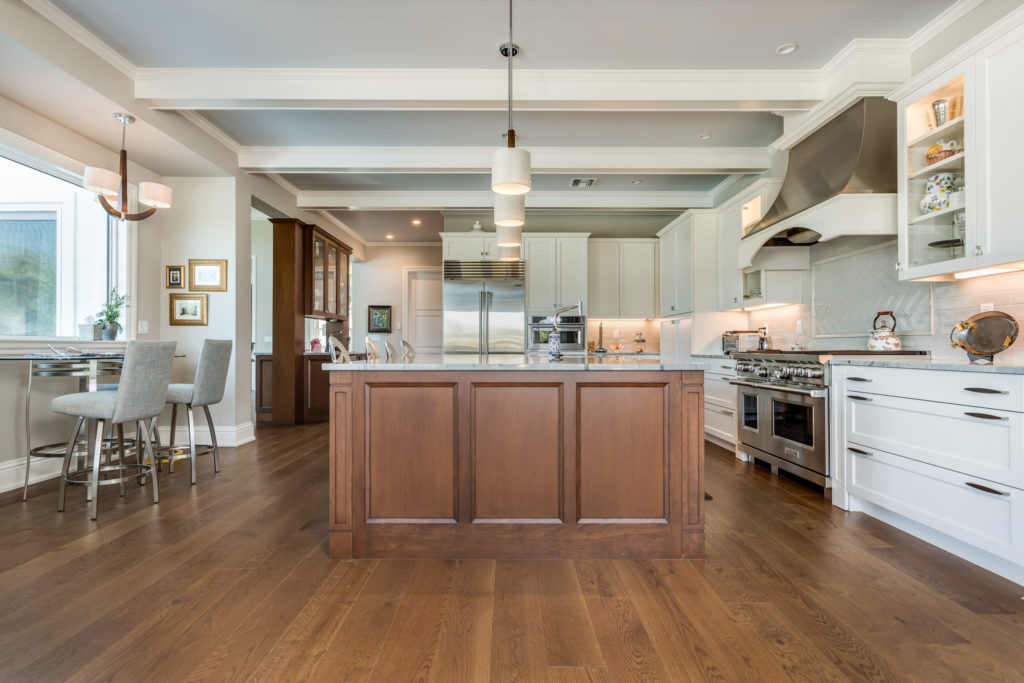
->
[152, 444, 214, 460]
[64, 464, 153, 486]
[31, 437, 138, 459]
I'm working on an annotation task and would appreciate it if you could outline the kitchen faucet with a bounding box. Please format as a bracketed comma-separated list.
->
[549, 300, 583, 359]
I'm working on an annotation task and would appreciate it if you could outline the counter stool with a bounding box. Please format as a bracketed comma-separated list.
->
[365, 338, 380, 361]
[157, 340, 232, 485]
[383, 340, 398, 362]
[400, 340, 416, 360]
[52, 341, 176, 520]
[329, 336, 351, 363]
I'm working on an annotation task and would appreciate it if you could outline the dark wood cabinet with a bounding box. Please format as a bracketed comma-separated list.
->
[305, 228, 349, 321]
[254, 354, 273, 421]
[303, 354, 331, 423]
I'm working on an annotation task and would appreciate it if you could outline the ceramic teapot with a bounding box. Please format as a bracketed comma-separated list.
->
[920, 172, 963, 214]
[868, 311, 902, 351]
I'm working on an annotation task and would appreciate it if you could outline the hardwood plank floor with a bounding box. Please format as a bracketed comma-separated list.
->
[2, 423, 1023, 682]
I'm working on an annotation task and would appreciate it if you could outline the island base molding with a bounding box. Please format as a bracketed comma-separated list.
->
[328, 369, 705, 560]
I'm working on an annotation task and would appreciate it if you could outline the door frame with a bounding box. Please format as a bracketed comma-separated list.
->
[402, 266, 443, 351]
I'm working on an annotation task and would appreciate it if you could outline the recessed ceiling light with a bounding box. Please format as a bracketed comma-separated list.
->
[775, 42, 799, 55]
[411, 218, 422, 225]
[631, 178, 643, 184]
[385, 234, 394, 240]
[697, 133, 712, 141]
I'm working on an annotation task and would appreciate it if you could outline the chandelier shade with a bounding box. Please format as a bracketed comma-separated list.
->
[495, 224, 522, 248]
[84, 113, 169, 222]
[83, 167, 121, 198]
[494, 192, 525, 227]
[139, 181, 173, 209]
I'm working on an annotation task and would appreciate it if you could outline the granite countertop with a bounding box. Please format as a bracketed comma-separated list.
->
[323, 354, 707, 372]
[831, 358, 1024, 375]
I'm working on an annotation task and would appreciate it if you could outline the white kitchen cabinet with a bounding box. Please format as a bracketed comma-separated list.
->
[441, 233, 498, 261]
[658, 216, 692, 317]
[718, 204, 745, 310]
[704, 359, 737, 449]
[587, 239, 658, 319]
[523, 233, 589, 314]
[894, 19, 1024, 280]
[718, 185, 790, 310]
[833, 363, 1024, 582]
[659, 315, 692, 363]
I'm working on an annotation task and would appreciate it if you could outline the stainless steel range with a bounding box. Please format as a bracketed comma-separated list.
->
[730, 350, 928, 487]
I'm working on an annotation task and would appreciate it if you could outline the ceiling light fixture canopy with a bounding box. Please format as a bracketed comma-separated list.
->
[84, 113, 172, 221]
[491, 0, 531, 196]
[494, 193, 525, 228]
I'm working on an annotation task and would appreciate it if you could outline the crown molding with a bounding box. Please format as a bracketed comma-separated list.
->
[366, 241, 440, 247]
[315, 209, 368, 248]
[22, 0, 137, 79]
[177, 111, 241, 155]
[908, 0, 986, 52]
[298, 190, 713, 210]
[264, 173, 301, 196]
[771, 81, 901, 151]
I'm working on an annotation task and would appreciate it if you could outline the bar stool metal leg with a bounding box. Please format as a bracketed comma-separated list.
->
[22, 361, 33, 501]
[168, 403, 178, 473]
[85, 419, 96, 502]
[202, 405, 220, 473]
[186, 405, 198, 485]
[90, 419, 104, 521]
[117, 425, 127, 497]
[138, 420, 159, 503]
[57, 417, 84, 512]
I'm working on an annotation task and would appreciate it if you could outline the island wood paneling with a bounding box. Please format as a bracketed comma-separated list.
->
[328, 371, 353, 558]
[577, 383, 667, 522]
[471, 384, 562, 522]
[366, 383, 458, 522]
[331, 370, 704, 559]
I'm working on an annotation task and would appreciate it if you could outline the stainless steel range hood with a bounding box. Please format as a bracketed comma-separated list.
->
[748, 97, 897, 240]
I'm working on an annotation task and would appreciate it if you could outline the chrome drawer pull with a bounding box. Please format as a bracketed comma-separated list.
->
[848, 377, 873, 382]
[965, 482, 1010, 496]
[847, 395, 872, 401]
[964, 411, 1009, 421]
[848, 447, 873, 456]
[964, 387, 1009, 395]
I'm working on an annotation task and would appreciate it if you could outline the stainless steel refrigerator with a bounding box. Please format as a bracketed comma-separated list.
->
[442, 261, 525, 353]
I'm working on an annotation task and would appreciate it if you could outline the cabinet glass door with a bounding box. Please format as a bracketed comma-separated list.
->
[904, 74, 969, 271]
[312, 236, 325, 313]
[326, 244, 338, 315]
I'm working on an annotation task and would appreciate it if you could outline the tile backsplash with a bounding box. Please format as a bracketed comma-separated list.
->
[587, 319, 660, 353]
[747, 239, 1024, 363]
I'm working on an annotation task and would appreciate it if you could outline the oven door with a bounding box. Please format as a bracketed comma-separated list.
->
[763, 387, 828, 477]
[735, 386, 766, 452]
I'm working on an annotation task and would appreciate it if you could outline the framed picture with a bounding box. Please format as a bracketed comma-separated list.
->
[165, 265, 185, 289]
[368, 305, 392, 333]
[189, 259, 227, 291]
[169, 293, 208, 326]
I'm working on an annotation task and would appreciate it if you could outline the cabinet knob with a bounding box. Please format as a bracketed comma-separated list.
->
[895, 261, 901, 272]
[671, 305, 676, 311]
[975, 245, 983, 256]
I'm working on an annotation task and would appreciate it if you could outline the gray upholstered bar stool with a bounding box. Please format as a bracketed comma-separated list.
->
[52, 341, 176, 520]
[157, 339, 232, 484]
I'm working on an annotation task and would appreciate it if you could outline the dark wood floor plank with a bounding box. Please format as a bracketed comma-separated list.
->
[429, 559, 496, 683]
[535, 559, 605, 668]
[489, 560, 548, 682]
[575, 559, 629, 599]
[585, 596, 669, 682]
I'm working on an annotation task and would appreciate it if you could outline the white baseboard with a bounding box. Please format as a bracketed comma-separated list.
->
[705, 433, 738, 454]
[0, 421, 254, 495]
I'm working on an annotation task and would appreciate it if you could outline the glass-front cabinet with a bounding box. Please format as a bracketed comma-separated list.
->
[306, 227, 350, 320]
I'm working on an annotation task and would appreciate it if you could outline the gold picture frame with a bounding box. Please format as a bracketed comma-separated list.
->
[188, 259, 227, 292]
[169, 293, 208, 326]
[165, 265, 185, 289]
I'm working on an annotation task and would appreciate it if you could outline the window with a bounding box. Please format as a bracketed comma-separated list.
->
[0, 155, 116, 338]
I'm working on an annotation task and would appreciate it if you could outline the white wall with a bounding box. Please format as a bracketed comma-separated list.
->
[251, 218, 274, 354]
[351, 245, 442, 352]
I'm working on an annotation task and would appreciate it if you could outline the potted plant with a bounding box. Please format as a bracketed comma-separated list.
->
[96, 289, 127, 341]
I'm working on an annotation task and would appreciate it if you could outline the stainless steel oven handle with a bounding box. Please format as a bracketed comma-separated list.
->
[728, 380, 826, 398]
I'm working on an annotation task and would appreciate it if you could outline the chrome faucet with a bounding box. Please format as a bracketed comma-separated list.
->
[549, 300, 583, 359]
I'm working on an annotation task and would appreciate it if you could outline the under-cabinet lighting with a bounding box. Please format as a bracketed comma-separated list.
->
[953, 267, 1020, 279]
[742, 302, 790, 312]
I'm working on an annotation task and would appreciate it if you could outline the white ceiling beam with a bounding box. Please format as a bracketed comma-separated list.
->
[297, 190, 713, 210]
[136, 68, 823, 112]
[239, 146, 771, 175]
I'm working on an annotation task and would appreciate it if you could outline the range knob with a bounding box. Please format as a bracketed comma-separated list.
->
[755, 366, 769, 377]
[793, 367, 807, 378]
[807, 368, 824, 379]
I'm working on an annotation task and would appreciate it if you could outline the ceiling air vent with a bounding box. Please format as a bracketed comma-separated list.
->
[569, 177, 598, 188]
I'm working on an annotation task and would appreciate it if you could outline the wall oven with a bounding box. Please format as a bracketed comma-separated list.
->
[527, 315, 585, 353]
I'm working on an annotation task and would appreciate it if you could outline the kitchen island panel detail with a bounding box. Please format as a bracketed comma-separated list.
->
[365, 383, 458, 522]
[471, 384, 563, 522]
[330, 369, 704, 559]
[578, 383, 668, 522]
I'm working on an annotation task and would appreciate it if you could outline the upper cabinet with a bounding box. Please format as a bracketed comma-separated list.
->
[896, 20, 1024, 280]
[523, 233, 589, 314]
[306, 227, 350, 320]
[659, 216, 693, 317]
[718, 187, 769, 310]
[442, 233, 499, 261]
[587, 239, 658, 319]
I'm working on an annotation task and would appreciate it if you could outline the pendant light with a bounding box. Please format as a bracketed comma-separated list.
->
[494, 193, 525, 228]
[496, 225, 523, 248]
[491, 0, 531, 196]
[84, 113, 172, 221]
[498, 245, 521, 261]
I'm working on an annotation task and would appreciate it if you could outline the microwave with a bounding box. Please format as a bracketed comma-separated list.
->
[528, 315, 585, 352]
[722, 331, 763, 354]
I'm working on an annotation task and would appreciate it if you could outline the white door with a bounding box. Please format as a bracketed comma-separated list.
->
[620, 242, 656, 318]
[407, 270, 443, 354]
[525, 236, 558, 312]
[587, 242, 620, 317]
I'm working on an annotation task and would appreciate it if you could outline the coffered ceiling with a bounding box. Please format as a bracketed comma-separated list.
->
[3, 0, 969, 244]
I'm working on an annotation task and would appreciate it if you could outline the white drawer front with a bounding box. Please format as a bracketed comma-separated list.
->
[845, 391, 1024, 488]
[706, 359, 736, 376]
[705, 404, 737, 443]
[704, 374, 737, 409]
[839, 365, 1024, 413]
[847, 447, 1023, 565]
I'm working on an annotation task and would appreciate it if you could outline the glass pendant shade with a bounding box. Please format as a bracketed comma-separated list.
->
[139, 181, 173, 208]
[495, 225, 522, 248]
[494, 193, 525, 227]
[498, 245, 521, 261]
[83, 167, 121, 198]
[491, 147, 531, 195]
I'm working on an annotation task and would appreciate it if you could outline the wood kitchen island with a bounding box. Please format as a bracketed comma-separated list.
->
[325, 355, 706, 560]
